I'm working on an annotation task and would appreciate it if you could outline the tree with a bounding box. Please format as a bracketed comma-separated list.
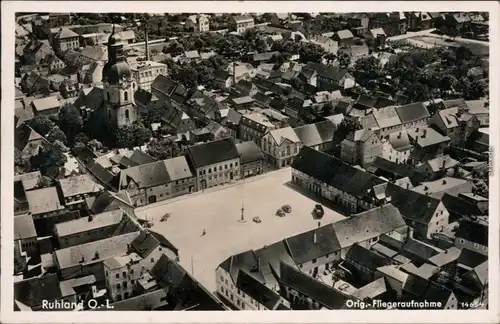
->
[58, 103, 83, 145]
[47, 127, 68, 145]
[74, 132, 90, 145]
[353, 56, 381, 86]
[298, 42, 325, 63]
[115, 124, 152, 148]
[334, 115, 362, 142]
[30, 142, 68, 178]
[465, 79, 487, 100]
[147, 137, 180, 160]
[27, 115, 54, 136]
[143, 103, 166, 126]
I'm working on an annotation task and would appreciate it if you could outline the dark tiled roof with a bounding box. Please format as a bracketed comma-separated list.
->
[14, 274, 62, 307]
[457, 248, 488, 269]
[134, 89, 154, 106]
[119, 161, 170, 189]
[129, 150, 156, 165]
[186, 138, 239, 168]
[455, 220, 488, 246]
[369, 157, 412, 179]
[292, 146, 385, 199]
[388, 185, 441, 224]
[236, 270, 282, 310]
[441, 193, 483, 218]
[285, 224, 340, 264]
[345, 243, 392, 271]
[214, 70, 230, 82]
[236, 141, 264, 164]
[219, 250, 265, 285]
[151, 75, 178, 97]
[401, 238, 439, 262]
[395, 102, 430, 124]
[279, 262, 350, 309]
[403, 274, 453, 307]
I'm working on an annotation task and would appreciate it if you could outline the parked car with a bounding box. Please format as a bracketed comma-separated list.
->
[160, 213, 171, 222]
[253, 217, 262, 223]
[276, 209, 285, 217]
[282, 205, 292, 213]
[313, 204, 324, 218]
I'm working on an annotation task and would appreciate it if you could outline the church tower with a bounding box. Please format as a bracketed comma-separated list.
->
[102, 25, 138, 128]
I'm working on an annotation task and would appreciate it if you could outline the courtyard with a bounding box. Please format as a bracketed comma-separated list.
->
[134, 167, 346, 292]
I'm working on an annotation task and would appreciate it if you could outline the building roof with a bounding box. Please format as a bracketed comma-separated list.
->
[403, 274, 454, 306]
[401, 238, 439, 262]
[268, 126, 300, 146]
[14, 213, 37, 240]
[407, 126, 450, 148]
[345, 128, 375, 142]
[31, 96, 60, 113]
[55, 209, 124, 237]
[411, 177, 472, 199]
[285, 223, 340, 264]
[14, 171, 43, 191]
[352, 277, 387, 300]
[293, 120, 336, 148]
[14, 274, 63, 307]
[236, 141, 264, 164]
[129, 150, 156, 165]
[54, 232, 141, 269]
[131, 230, 178, 259]
[346, 243, 392, 271]
[163, 156, 193, 181]
[336, 29, 354, 39]
[395, 102, 430, 124]
[427, 246, 461, 267]
[235, 270, 283, 310]
[373, 106, 402, 129]
[455, 219, 488, 247]
[58, 174, 101, 198]
[457, 248, 488, 269]
[333, 204, 406, 248]
[279, 262, 351, 309]
[14, 123, 44, 151]
[377, 265, 409, 283]
[369, 28, 386, 38]
[292, 146, 385, 200]
[425, 155, 459, 172]
[25, 187, 64, 215]
[55, 27, 79, 39]
[187, 138, 240, 168]
[388, 186, 441, 224]
[233, 15, 254, 23]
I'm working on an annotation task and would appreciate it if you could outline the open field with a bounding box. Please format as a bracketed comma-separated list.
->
[408, 35, 489, 56]
[135, 168, 346, 292]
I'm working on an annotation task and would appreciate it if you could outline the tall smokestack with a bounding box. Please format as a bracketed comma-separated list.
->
[232, 62, 237, 86]
[145, 23, 150, 61]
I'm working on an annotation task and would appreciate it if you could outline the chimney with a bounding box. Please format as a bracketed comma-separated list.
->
[88, 214, 93, 222]
[422, 129, 427, 138]
[416, 127, 419, 132]
[406, 182, 410, 189]
[397, 132, 401, 139]
[232, 62, 237, 86]
[257, 257, 261, 271]
[415, 136, 419, 144]
[424, 186, 429, 191]
[94, 251, 100, 260]
[145, 24, 150, 61]
[442, 179, 447, 185]
[80, 255, 85, 263]
[441, 159, 446, 171]
[444, 249, 448, 254]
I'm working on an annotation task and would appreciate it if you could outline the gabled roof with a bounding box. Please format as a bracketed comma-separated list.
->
[58, 174, 102, 198]
[129, 150, 156, 165]
[345, 129, 374, 142]
[369, 157, 412, 178]
[373, 106, 402, 129]
[395, 102, 430, 124]
[131, 230, 178, 258]
[268, 127, 300, 146]
[293, 120, 336, 147]
[457, 248, 488, 269]
[236, 141, 264, 164]
[403, 274, 454, 306]
[25, 187, 65, 215]
[386, 130, 413, 152]
[14, 274, 63, 307]
[14, 213, 37, 240]
[119, 160, 170, 189]
[334, 204, 406, 248]
[236, 270, 283, 310]
[163, 156, 193, 181]
[279, 261, 351, 309]
[55, 27, 79, 39]
[285, 224, 340, 264]
[455, 219, 488, 246]
[345, 243, 392, 271]
[386, 184, 441, 224]
[233, 15, 254, 23]
[186, 138, 239, 168]
[14, 123, 44, 151]
[55, 209, 124, 237]
[31, 96, 60, 113]
[336, 29, 354, 39]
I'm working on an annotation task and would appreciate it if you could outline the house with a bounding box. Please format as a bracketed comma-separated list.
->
[54, 231, 141, 280]
[313, 64, 355, 91]
[429, 107, 480, 146]
[14, 123, 49, 159]
[151, 75, 190, 109]
[30, 95, 61, 116]
[292, 146, 386, 214]
[239, 111, 278, 145]
[236, 141, 265, 178]
[402, 274, 458, 309]
[456, 261, 488, 305]
[465, 100, 489, 127]
[406, 12, 433, 31]
[441, 193, 487, 222]
[341, 129, 382, 167]
[23, 39, 55, 65]
[381, 130, 413, 164]
[21, 71, 51, 95]
[344, 244, 392, 284]
[414, 155, 459, 180]
[466, 131, 489, 154]
[234, 79, 259, 97]
[185, 14, 210, 32]
[213, 70, 233, 90]
[40, 53, 66, 72]
[411, 177, 473, 200]
[54, 209, 139, 249]
[293, 120, 336, 152]
[348, 13, 370, 29]
[372, 106, 402, 138]
[310, 36, 339, 55]
[59, 79, 79, 99]
[186, 138, 241, 190]
[183, 50, 201, 62]
[455, 220, 488, 256]
[25, 187, 68, 236]
[370, 12, 408, 37]
[116, 156, 196, 207]
[444, 13, 471, 32]
[15, 213, 38, 257]
[187, 90, 225, 123]
[261, 126, 301, 168]
[388, 186, 449, 240]
[58, 174, 103, 208]
[15, 171, 43, 191]
[407, 126, 451, 163]
[130, 61, 168, 92]
[161, 106, 195, 135]
[221, 108, 242, 138]
[53, 27, 80, 52]
[231, 15, 255, 34]
[332, 29, 355, 46]
[394, 101, 430, 129]
[365, 28, 387, 47]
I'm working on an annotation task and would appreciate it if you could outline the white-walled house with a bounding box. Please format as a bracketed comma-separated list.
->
[261, 127, 301, 168]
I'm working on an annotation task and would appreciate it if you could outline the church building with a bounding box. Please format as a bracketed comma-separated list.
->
[101, 25, 139, 129]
